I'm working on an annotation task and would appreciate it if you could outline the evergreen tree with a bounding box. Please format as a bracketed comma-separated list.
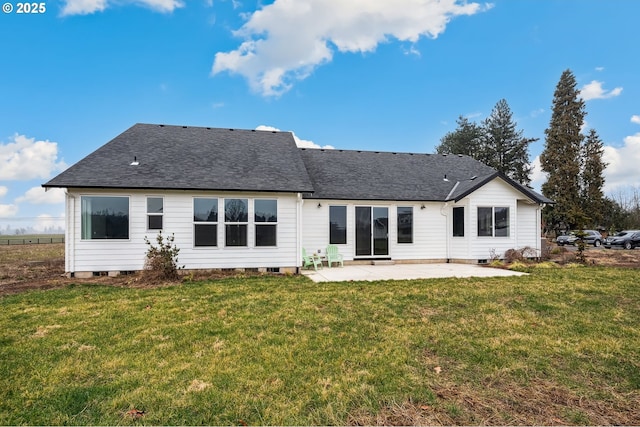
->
[435, 115, 482, 157]
[581, 129, 607, 227]
[540, 69, 586, 232]
[478, 99, 537, 185]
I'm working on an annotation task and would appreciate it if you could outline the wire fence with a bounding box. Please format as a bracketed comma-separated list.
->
[0, 237, 65, 245]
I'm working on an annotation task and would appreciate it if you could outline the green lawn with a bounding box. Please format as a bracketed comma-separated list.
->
[1, 268, 639, 425]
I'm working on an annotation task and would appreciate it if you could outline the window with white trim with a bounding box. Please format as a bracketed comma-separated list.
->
[194, 198, 218, 247]
[225, 198, 248, 246]
[477, 206, 509, 237]
[329, 205, 347, 244]
[453, 207, 464, 237]
[147, 197, 163, 230]
[255, 199, 277, 247]
[397, 206, 413, 243]
[81, 196, 129, 240]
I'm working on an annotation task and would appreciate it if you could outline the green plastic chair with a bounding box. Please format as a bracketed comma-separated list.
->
[302, 248, 322, 271]
[325, 244, 344, 268]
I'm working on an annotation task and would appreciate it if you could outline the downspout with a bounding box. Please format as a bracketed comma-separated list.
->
[536, 205, 542, 258]
[441, 181, 460, 264]
[65, 190, 75, 275]
[440, 201, 450, 263]
[297, 193, 303, 273]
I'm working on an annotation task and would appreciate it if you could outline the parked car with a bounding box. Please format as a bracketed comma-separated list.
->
[556, 230, 603, 247]
[604, 230, 640, 250]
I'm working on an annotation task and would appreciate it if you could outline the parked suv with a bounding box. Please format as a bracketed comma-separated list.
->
[556, 230, 603, 247]
[604, 230, 640, 250]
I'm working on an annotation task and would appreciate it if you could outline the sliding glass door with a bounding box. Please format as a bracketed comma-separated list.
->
[355, 206, 388, 256]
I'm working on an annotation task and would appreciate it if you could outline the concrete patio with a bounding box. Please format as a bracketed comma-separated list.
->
[301, 263, 526, 282]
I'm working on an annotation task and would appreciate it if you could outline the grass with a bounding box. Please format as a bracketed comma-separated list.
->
[1, 268, 639, 425]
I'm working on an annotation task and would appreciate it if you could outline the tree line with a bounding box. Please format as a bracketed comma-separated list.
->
[435, 69, 639, 234]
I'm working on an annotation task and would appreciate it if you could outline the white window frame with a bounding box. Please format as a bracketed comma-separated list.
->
[254, 199, 278, 247]
[80, 195, 130, 241]
[193, 197, 218, 247]
[224, 198, 249, 247]
[146, 197, 164, 231]
[477, 206, 510, 237]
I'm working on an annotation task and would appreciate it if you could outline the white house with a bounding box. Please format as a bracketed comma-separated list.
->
[43, 123, 552, 277]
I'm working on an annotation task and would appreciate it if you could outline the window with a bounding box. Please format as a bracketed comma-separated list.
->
[225, 198, 248, 246]
[194, 198, 217, 247]
[255, 199, 277, 247]
[477, 207, 509, 237]
[81, 196, 129, 240]
[147, 197, 163, 230]
[330, 206, 347, 244]
[453, 207, 464, 237]
[494, 207, 510, 237]
[397, 207, 413, 243]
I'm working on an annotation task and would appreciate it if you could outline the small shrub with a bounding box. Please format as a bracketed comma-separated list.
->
[508, 261, 529, 272]
[489, 259, 505, 268]
[504, 248, 524, 264]
[565, 262, 584, 269]
[144, 232, 183, 281]
[533, 261, 558, 269]
[550, 247, 565, 255]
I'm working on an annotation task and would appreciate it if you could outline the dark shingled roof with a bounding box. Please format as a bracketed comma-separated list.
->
[299, 148, 552, 204]
[44, 123, 552, 204]
[44, 123, 315, 193]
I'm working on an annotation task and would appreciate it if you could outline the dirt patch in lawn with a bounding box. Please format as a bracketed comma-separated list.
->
[549, 245, 640, 268]
[0, 243, 266, 296]
[349, 378, 640, 426]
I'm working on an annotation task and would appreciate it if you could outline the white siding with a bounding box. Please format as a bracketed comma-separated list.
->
[517, 201, 541, 255]
[65, 189, 300, 273]
[457, 178, 541, 261]
[301, 200, 447, 261]
[449, 200, 471, 260]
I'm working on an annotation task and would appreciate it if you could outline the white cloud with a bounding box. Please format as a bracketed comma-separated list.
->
[212, 0, 493, 96]
[0, 204, 18, 218]
[529, 155, 546, 193]
[631, 115, 640, 125]
[530, 108, 544, 118]
[603, 133, 640, 192]
[0, 186, 7, 198]
[61, 0, 183, 15]
[580, 80, 623, 101]
[0, 134, 67, 181]
[32, 214, 65, 232]
[255, 125, 334, 149]
[16, 187, 66, 205]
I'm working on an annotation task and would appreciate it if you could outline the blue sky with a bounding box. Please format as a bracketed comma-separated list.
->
[1, 0, 639, 232]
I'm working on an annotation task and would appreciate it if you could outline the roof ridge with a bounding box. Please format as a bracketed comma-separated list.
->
[135, 123, 289, 134]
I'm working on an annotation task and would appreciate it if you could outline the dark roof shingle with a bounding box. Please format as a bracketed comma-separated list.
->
[44, 123, 552, 204]
[44, 123, 315, 193]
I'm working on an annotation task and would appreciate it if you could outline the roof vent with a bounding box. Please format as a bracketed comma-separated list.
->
[229, 128, 234, 131]
[458, 154, 463, 157]
[130, 156, 139, 166]
[442, 154, 448, 157]
[182, 126, 187, 128]
[470, 175, 477, 180]
[443, 174, 449, 182]
[158, 124, 164, 127]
